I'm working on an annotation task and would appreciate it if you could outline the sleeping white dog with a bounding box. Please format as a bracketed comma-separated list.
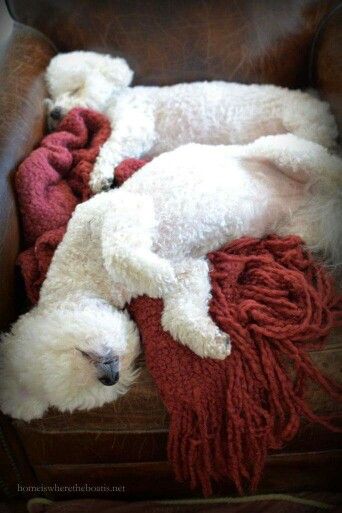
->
[1, 134, 341, 421]
[44, 51, 338, 193]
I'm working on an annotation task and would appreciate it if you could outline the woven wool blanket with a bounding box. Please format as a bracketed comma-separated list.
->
[15, 108, 341, 495]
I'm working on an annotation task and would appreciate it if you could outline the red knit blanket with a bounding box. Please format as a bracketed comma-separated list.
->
[15, 108, 342, 495]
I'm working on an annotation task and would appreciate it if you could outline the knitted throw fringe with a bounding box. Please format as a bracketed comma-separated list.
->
[129, 236, 342, 496]
[15, 108, 342, 496]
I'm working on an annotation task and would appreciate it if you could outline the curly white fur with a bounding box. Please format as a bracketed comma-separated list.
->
[44, 51, 338, 193]
[1, 134, 341, 421]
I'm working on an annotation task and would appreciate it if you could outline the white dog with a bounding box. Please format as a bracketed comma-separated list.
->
[1, 134, 341, 421]
[44, 51, 338, 193]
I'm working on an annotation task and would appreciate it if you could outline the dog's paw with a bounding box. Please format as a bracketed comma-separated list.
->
[89, 172, 114, 194]
[89, 160, 116, 194]
[173, 322, 231, 360]
[202, 330, 231, 359]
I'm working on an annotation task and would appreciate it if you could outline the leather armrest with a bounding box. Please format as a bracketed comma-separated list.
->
[312, 4, 342, 136]
[0, 23, 55, 329]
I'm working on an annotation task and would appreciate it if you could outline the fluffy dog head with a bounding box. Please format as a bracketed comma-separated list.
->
[0, 300, 140, 421]
[44, 50, 134, 130]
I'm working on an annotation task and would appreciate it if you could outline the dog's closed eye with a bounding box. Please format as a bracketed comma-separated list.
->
[76, 348, 120, 386]
[76, 348, 99, 363]
[76, 348, 118, 365]
[70, 86, 82, 97]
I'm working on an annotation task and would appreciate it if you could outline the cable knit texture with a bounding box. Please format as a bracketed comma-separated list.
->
[15, 108, 341, 495]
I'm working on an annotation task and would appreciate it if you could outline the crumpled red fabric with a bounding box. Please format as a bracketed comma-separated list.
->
[15, 108, 341, 495]
[16, 108, 111, 303]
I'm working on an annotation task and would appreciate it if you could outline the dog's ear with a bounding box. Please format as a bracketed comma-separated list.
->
[45, 52, 89, 98]
[83, 73, 117, 109]
[102, 56, 134, 87]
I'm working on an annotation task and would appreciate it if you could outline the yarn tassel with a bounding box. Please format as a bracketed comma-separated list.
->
[130, 235, 342, 495]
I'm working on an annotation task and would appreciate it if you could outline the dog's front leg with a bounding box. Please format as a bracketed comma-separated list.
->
[162, 258, 231, 359]
[90, 109, 156, 194]
[101, 190, 176, 299]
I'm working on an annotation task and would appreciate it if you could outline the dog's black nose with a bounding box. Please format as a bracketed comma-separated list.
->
[99, 372, 119, 386]
[50, 107, 62, 120]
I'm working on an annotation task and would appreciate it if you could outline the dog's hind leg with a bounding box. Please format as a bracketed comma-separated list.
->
[162, 258, 231, 359]
[101, 190, 176, 299]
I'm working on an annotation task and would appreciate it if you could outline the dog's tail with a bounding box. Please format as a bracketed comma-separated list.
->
[241, 134, 342, 266]
[301, 163, 342, 267]
[282, 91, 338, 149]
[284, 144, 342, 267]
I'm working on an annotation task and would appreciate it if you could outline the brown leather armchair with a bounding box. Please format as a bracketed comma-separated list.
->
[0, 0, 341, 500]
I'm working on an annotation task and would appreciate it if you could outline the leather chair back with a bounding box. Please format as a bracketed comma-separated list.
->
[6, 0, 338, 88]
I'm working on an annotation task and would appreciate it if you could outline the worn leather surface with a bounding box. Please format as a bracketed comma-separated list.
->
[6, 0, 337, 87]
[314, 4, 342, 134]
[0, 23, 55, 331]
[30, 453, 342, 498]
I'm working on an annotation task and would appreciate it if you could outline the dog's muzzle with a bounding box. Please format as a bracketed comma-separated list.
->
[47, 106, 65, 132]
[50, 106, 63, 120]
[98, 359, 120, 386]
